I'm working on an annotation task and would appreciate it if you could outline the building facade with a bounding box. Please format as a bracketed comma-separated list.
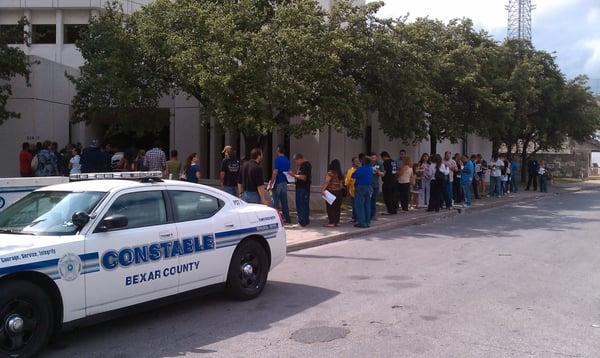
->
[0, 0, 492, 180]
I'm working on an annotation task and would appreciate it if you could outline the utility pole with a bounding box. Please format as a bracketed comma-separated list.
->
[506, 0, 535, 42]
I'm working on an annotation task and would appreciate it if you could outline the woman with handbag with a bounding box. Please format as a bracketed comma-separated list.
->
[321, 159, 344, 227]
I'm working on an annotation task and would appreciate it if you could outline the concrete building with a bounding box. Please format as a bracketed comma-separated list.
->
[0, 0, 492, 180]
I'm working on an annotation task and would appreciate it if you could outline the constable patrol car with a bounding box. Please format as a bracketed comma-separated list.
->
[0, 172, 286, 357]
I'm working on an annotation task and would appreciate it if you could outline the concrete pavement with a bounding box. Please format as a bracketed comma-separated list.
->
[42, 182, 600, 357]
[285, 182, 588, 252]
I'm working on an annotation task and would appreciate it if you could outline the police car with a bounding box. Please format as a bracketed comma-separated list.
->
[0, 172, 286, 357]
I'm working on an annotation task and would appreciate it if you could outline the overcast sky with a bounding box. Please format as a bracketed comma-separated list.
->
[369, 0, 600, 90]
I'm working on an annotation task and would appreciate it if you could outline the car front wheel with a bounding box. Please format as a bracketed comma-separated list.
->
[0, 280, 53, 358]
[226, 239, 269, 300]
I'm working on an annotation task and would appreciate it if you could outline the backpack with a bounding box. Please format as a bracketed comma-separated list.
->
[31, 155, 39, 172]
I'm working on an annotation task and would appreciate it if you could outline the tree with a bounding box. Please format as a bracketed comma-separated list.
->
[327, 1, 429, 145]
[385, 18, 504, 154]
[0, 18, 32, 125]
[68, 0, 374, 142]
[484, 40, 600, 181]
[68, 1, 171, 138]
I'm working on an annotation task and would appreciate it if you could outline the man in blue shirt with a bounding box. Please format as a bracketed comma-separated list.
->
[460, 155, 474, 208]
[510, 158, 519, 193]
[352, 157, 374, 228]
[269, 145, 291, 224]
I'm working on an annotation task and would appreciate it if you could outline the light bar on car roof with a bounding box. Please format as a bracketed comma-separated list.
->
[69, 171, 164, 181]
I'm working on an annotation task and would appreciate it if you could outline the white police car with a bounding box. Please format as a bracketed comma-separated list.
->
[0, 172, 286, 357]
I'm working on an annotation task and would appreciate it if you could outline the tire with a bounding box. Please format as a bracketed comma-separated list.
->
[226, 239, 270, 300]
[0, 280, 54, 358]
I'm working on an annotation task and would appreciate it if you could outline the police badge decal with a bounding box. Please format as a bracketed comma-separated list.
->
[58, 253, 82, 281]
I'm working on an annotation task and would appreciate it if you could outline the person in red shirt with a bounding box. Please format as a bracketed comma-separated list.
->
[19, 142, 34, 177]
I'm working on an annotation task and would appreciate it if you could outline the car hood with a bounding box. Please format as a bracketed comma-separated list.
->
[0, 234, 75, 259]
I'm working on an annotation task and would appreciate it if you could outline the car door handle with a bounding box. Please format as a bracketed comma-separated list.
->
[159, 232, 174, 239]
[224, 223, 235, 228]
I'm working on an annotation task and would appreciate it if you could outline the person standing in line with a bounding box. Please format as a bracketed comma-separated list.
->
[510, 157, 519, 193]
[410, 163, 422, 209]
[69, 147, 82, 175]
[290, 153, 312, 227]
[345, 157, 360, 222]
[480, 155, 489, 195]
[471, 154, 481, 199]
[183, 153, 201, 184]
[144, 143, 167, 176]
[321, 159, 344, 227]
[525, 157, 539, 191]
[502, 157, 510, 194]
[269, 145, 291, 224]
[166, 149, 181, 180]
[237, 148, 271, 206]
[427, 154, 445, 212]
[111, 145, 125, 172]
[352, 156, 374, 228]
[220, 146, 241, 197]
[538, 160, 549, 193]
[417, 153, 431, 208]
[453, 153, 463, 204]
[19, 142, 33, 177]
[380, 152, 398, 215]
[397, 157, 413, 212]
[461, 155, 475, 208]
[35, 141, 58, 177]
[134, 149, 146, 171]
[443, 151, 457, 209]
[370, 152, 384, 220]
[489, 154, 503, 198]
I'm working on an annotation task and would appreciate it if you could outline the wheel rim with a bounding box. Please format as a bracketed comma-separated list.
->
[239, 252, 261, 290]
[0, 299, 38, 353]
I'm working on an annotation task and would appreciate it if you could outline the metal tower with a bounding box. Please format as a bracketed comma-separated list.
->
[506, 0, 535, 42]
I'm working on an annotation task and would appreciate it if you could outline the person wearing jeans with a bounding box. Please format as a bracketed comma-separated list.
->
[352, 157, 374, 228]
[290, 153, 312, 227]
[370, 152, 384, 219]
[460, 155, 474, 208]
[237, 148, 271, 206]
[489, 155, 503, 197]
[269, 145, 291, 224]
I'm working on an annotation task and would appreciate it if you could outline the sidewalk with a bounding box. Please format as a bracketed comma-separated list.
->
[284, 182, 593, 252]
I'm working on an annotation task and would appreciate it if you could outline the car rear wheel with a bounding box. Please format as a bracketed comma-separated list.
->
[226, 239, 269, 300]
[0, 281, 53, 358]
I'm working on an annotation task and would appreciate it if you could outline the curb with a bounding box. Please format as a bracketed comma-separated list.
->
[286, 186, 585, 253]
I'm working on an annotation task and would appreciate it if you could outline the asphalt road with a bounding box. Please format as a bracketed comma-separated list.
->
[44, 187, 600, 357]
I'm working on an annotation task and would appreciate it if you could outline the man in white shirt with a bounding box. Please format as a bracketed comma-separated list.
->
[443, 151, 457, 209]
[489, 155, 504, 197]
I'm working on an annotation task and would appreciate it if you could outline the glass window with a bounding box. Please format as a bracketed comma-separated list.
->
[32, 24, 56, 44]
[103, 191, 167, 230]
[64, 24, 87, 44]
[0, 191, 105, 235]
[171, 191, 223, 222]
[0, 25, 24, 44]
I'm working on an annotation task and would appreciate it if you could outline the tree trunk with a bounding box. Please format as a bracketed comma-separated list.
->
[429, 129, 437, 155]
[520, 146, 528, 184]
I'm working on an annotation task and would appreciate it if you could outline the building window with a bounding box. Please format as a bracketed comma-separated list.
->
[0, 25, 24, 44]
[64, 24, 88, 44]
[32, 24, 56, 44]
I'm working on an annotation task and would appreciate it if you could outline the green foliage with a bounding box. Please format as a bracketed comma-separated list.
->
[69, 0, 600, 153]
[68, 1, 171, 137]
[0, 18, 31, 124]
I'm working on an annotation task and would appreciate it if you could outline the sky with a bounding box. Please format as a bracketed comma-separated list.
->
[368, 0, 600, 93]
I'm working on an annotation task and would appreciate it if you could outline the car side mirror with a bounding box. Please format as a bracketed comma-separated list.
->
[98, 215, 128, 231]
[72, 211, 90, 230]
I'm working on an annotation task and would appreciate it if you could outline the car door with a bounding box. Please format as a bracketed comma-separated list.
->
[84, 188, 179, 315]
[168, 189, 234, 291]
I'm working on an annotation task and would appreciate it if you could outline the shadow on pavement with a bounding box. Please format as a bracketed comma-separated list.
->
[43, 281, 339, 358]
[287, 253, 385, 261]
[372, 188, 600, 240]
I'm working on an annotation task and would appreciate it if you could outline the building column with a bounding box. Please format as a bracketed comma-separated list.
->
[55, 10, 63, 63]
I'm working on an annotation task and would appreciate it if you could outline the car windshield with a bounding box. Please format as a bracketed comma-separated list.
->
[0, 191, 105, 236]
